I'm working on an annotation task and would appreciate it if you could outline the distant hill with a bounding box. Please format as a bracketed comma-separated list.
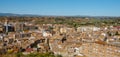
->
[0, 13, 119, 19]
[0, 13, 41, 17]
[0, 13, 19, 16]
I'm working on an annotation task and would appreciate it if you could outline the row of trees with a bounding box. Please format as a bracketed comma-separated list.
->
[16, 52, 62, 57]
[0, 16, 120, 27]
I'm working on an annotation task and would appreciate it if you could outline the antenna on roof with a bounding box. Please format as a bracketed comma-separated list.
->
[5, 19, 8, 34]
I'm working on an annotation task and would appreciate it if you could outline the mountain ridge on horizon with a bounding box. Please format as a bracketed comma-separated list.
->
[0, 12, 120, 17]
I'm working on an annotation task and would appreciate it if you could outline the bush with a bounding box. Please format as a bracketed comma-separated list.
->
[16, 52, 23, 57]
[56, 54, 62, 57]
[19, 52, 57, 57]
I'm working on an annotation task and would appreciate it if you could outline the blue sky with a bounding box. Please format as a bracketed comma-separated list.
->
[0, 0, 120, 16]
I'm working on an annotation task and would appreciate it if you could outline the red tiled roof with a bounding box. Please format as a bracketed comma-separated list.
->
[114, 26, 120, 29]
[26, 48, 33, 52]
